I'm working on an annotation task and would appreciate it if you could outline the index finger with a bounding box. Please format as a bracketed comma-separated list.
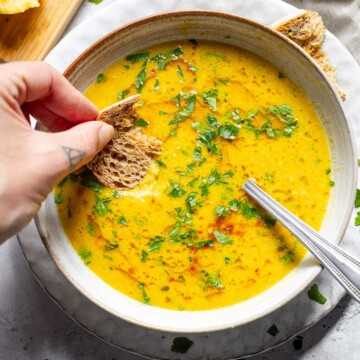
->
[0, 61, 98, 125]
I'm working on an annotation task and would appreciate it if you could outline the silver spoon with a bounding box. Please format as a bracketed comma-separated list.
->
[243, 179, 360, 303]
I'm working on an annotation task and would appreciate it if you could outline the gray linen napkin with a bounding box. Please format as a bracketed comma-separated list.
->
[284, 0, 360, 64]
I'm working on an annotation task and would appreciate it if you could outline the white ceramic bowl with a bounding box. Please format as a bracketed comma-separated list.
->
[36, 10, 357, 333]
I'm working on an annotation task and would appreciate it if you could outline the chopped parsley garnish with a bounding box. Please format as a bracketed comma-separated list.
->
[329, 180, 335, 187]
[81, 179, 103, 194]
[278, 72, 285, 79]
[140, 250, 148, 261]
[169, 93, 197, 125]
[239, 200, 261, 219]
[264, 215, 277, 227]
[229, 199, 241, 211]
[117, 215, 128, 226]
[105, 240, 119, 251]
[280, 250, 295, 264]
[168, 183, 187, 197]
[177, 65, 184, 80]
[135, 67, 147, 93]
[87, 221, 96, 236]
[117, 89, 129, 100]
[137, 283, 150, 304]
[156, 159, 167, 168]
[135, 118, 149, 127]
[126, 51, 150, 64]
[150, 47, 184, 62]
[325, 168, 331, 175]
[218, 121, 240, 140]
[194, 145, 202, 161]
[225, 257, 230, 264]
[179, 275, 185, 282]
[202, 89, 218, 111]
[153, 78, 159, 91]
[55, 193, 63, 204]
[308, 284, 327, 304]
[214, 205, 229, 217]
[147, 236, 165, 252]
[112, 190, 121, 199]
[355, 212, 360, 226]
[96, 73, 105, 83]
[171, 337, 193, 354]
[94, 196, 111, 216]
[170, 93, 181, 106]
[185, 192, 198, 213]
[78, 246, 92, 264]
[206, 276, 223, 288]
[189, 39, 198, 46]
[355, 189, 360, 208]
[267, 104, 297, 137]
[168, 222, 182, 238]
[213, 230, 233, 245]
[267, 324, 279, 336]
[207, 113, 219, 127]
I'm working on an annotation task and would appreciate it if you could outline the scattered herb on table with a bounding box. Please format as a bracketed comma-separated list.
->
[267, 324, 279, 336]
[171, 337, 194, 354]
[308, 284, 327, 304]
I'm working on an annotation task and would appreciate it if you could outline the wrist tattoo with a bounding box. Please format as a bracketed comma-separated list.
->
[62, 146, 85, 171]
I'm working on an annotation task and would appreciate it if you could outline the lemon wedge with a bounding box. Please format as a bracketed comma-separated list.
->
[0, 0, 40, 14]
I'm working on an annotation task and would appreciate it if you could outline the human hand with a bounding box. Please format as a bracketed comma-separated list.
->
[0, 61, 114, 243]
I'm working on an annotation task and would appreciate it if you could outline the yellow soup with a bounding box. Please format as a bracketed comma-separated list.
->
[55, 41, 332, 311]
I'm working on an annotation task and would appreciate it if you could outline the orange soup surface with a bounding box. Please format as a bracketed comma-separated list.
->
[55, 40, 332, 310]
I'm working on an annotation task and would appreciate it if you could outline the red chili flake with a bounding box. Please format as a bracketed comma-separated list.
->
[150, 69, 156, 75]
[128, 268, 135, 275]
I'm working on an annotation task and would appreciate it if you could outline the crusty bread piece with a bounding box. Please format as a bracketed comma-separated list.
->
[87, 95, 162, 189]
[275, 10, 345, 101]
[275, 10, 325, 56]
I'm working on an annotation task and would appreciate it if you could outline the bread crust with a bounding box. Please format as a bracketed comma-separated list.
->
[87, 95, 162, 189]
[275, 10, 345, 101]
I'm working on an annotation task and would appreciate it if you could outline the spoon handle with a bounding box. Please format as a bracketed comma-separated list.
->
[243, 179, 360, 303]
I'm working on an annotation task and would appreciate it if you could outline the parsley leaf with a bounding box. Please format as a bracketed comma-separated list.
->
[126, 52, 150, 64]
[147, 236, 165, 252]
[150, 47, 184, 62]
[280, 250, 295, 264]
[135, 67, 147, 93]
[308, 284, 327, 304]
[117, 89, 129, 100]
[135, 118, 149, 127]
[94, 196, 111, 216]
[202, 89, 218, 111]
[171, 337, 193, 354]
[96, 73, 105, 83]
[267, 324, 279, 336]
[213, 230, 233, 245]
[168, 183, 187, 197]
[214, 205, 229, 217]
[137, 283, 150, 304]
[355, 189, 360, 207]
[185, 192, 198, 213]
[240, 200, 261, 219]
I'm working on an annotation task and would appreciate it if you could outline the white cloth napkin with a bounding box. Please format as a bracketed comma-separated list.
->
[285, 0, 360, 64]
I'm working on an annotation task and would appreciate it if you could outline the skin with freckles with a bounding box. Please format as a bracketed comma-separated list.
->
[0, 61, 114, 243]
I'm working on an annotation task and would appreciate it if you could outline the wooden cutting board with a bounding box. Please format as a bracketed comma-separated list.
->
[0, 0, 82, 61]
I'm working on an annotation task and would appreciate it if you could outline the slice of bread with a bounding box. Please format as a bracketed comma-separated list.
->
[87, 95, 162, 189]
[274, 10, 345, 101]
[275, 10, 325, 56]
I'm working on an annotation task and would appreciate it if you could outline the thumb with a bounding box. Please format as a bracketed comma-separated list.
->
[31, 121, 113, 189]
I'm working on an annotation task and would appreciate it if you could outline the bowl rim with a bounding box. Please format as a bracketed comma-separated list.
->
[38, 9, 358, 333]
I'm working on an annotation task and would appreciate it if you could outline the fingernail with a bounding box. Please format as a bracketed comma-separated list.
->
[98, 124, 114, 149]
